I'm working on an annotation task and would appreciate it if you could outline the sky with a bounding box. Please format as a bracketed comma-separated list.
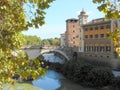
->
[22, 0, 104, 39]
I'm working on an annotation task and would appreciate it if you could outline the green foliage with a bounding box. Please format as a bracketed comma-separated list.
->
[42, 38, 60, 47]
[93, 0, 120, 19]
[87, 67, 113, 87]
[62, 60, 114, 87]
[42, 39, 51, 46]
[111, 76, 120, 89]
[0, 0, 54, 89]
[23, 35, 42, 45]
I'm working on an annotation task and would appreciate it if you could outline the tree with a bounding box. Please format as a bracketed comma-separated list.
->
[52, 38, 60, 46]
[24, 35, 42, 46]
[93, 0, 120, 56]
[42, 38, 60, 47]
[42, 39, 50, 47]
[93, 0, 120, 19]
[0, 0, 53, 89]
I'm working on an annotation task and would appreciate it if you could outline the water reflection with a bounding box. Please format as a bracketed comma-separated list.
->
[32, 53, 90, 90]
[32, 53, 64, 90]
[43, 53, 64, 64]
[32, 70, 63, 90]
[112, 70, 120, 77]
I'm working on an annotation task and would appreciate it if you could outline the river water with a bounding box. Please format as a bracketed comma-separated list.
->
[32, 53, 64, 90]
[23, 49, 99, 90]
[3, 49, 120, 90]
[31, 52, 97, 90]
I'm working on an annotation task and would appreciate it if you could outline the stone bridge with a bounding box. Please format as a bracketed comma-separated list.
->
[40, 49, 70, 61]
[40, 48, 70, 61]
[22, 46, 70, 61]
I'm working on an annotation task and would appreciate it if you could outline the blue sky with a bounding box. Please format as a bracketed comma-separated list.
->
[22, 0, 104, 39]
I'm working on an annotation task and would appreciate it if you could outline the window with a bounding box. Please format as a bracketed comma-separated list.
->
[90, 35, 93, 38]
[84, 46, 86, 52]
[95, 26, 98, 30]
[106, 46, 111, 51]
[92, 46, 94, 51]
[73, 41, 75, 44]
[100, 26, 104, 29]
[73, 37, 75, 39]
[88, 46, 91, 51]
[85, 35, 88, 39]
[76, 35, 78, 38]
[100, 34, 104, 38]
[106, 25, 110, 29]
[73, 25, 75, 28]
[95, 34, 98, 38]
[90, 27, 93, 30]
[100, 46, 104, 52]
[106, 34, 109, 37]
[85, 28, 88, 31]
[96, 46, 99, 52]
[94, 46, 96, 52]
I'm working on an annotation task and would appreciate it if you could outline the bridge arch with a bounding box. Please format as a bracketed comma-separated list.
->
[40, 49, 70, 61]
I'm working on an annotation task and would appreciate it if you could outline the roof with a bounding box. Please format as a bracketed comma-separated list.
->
[82, 18, 111, 26]
[66, 18, 78, 22]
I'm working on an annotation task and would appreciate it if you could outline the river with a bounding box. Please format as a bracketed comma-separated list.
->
[24, 49, 97, 90]
[3, 49, 120, 90]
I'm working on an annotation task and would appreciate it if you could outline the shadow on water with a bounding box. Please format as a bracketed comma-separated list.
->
[32, 70, 64, 90]
[32, 53, 64, 90]
[32, 53, 99, 90]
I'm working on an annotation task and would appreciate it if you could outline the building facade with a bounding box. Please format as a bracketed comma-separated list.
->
[64, 10, 120, 58]
[83, 18, 112, 53]
[78, 10, 88, 52]
[66, 18, 79, 47]
[60, 33, 66, 48]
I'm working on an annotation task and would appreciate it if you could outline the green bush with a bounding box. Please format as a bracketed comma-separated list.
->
[87, 67, 114, 87]
[62, 60, 76, 79]
[73, 63, 94, 83]
[111, 76, 120, 89]
[62, 59, 114, 88]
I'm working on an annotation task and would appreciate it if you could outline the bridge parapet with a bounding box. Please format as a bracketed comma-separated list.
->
[23, 46, 70, 61]
[53, 49, 70, 61]
[40, 48, 70, 61]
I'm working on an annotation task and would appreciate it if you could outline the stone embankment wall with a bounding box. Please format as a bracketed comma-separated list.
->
[61, 47, 120, 70]
[77, 52, 120, 70]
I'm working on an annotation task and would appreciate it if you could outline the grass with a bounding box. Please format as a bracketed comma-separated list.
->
[3, 82, 42, 90]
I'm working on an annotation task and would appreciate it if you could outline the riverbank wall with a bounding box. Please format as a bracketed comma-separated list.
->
[60, 47, 120, 70]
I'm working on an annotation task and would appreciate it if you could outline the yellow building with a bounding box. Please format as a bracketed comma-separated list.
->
[83, 18, 112, 53]
[65, 10, 120, 58]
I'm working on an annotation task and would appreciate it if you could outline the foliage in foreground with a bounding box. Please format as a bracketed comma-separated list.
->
[93, 0, 120, 19]
[0, 0, 53, 89]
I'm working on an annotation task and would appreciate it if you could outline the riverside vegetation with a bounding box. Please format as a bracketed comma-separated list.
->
[37, 54, 120, 90]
